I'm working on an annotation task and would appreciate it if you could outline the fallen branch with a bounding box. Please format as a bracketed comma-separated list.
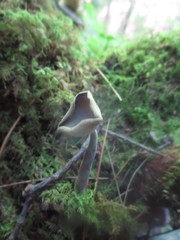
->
[103, 129, 163, 156]
[7, 137, 89, 240]
[23, 138, 90, 198]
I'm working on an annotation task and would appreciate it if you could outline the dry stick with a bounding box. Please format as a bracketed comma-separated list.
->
[94, 119, 110, 196]
[106, 155, 132, 193]
[103, 129, 163, 156]
[96, 67, 122, 102]
[0, 177, 109, 189]
[118, 164, 133, 188]
[106, 145, 123, 204]
[7, 137, 89, 240]
[0, 178, 46, 188]
[104, 154, 133, 195]
[0, 115, 21, 158]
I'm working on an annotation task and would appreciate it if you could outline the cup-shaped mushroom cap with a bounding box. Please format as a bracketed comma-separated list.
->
[57, 91, 103, 137]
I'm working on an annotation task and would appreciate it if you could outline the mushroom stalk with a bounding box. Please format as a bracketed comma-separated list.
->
[56, 91, 103, 193]
[75, 130, 97, 194]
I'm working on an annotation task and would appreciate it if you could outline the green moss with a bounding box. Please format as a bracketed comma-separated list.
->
[0, 5, 90, 239]
[98, 31, 180, 142]
[0, 190, 17, 238]
[92, 32, 180, 232]
[40, 183, 137, 240]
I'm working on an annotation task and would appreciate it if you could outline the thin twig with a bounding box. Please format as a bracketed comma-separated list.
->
[0, 179, 44, 188]
[0, 177, 109, 189]
[0, 116, 21, 158]
[118, 164, 133, 188]
[7, 137, 89, 240]
[113, 188, 133, 200]
[94, 119, 110, 196]
[104, 129, 163, 156]
[156, 136, 174, 150]
[96, 67, 122, 102]
[106, 144, 123, 204]
[105, 155, 132, 193]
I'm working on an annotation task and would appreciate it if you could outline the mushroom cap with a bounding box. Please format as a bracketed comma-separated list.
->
[57, 91, 103, 137]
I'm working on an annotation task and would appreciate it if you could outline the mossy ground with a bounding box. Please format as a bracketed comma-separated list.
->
[0, 1, 180, 239]
[0, 2, 91, 239]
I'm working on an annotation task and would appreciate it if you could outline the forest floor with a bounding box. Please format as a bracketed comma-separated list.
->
[0, 1, 180, 240]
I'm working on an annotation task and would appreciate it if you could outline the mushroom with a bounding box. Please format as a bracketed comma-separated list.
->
[56, 91, 103, 194]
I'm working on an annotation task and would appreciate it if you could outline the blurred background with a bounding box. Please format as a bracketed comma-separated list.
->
[84, 0, 180, 37]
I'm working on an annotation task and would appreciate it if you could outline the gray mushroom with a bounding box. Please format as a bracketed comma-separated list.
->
[56, 91, 103, 193]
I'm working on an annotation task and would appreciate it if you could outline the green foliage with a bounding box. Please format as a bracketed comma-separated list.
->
[97, 195, 136, 239]
[0, 190, 17, 238]
[97, 31, 180, 143]
[42, 182, 98, 225]
[0, 8, 76, 180]
[91, 30, 180, 235]
[81, 2, 123, 61]
[41, 183, 137, 239]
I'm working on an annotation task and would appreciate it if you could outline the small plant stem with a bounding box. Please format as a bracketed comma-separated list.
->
[106, 145, 123, 204]
[0, 115, 21, 158]
[96, 67, 122, 102]
[94, 119, 110, 196]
